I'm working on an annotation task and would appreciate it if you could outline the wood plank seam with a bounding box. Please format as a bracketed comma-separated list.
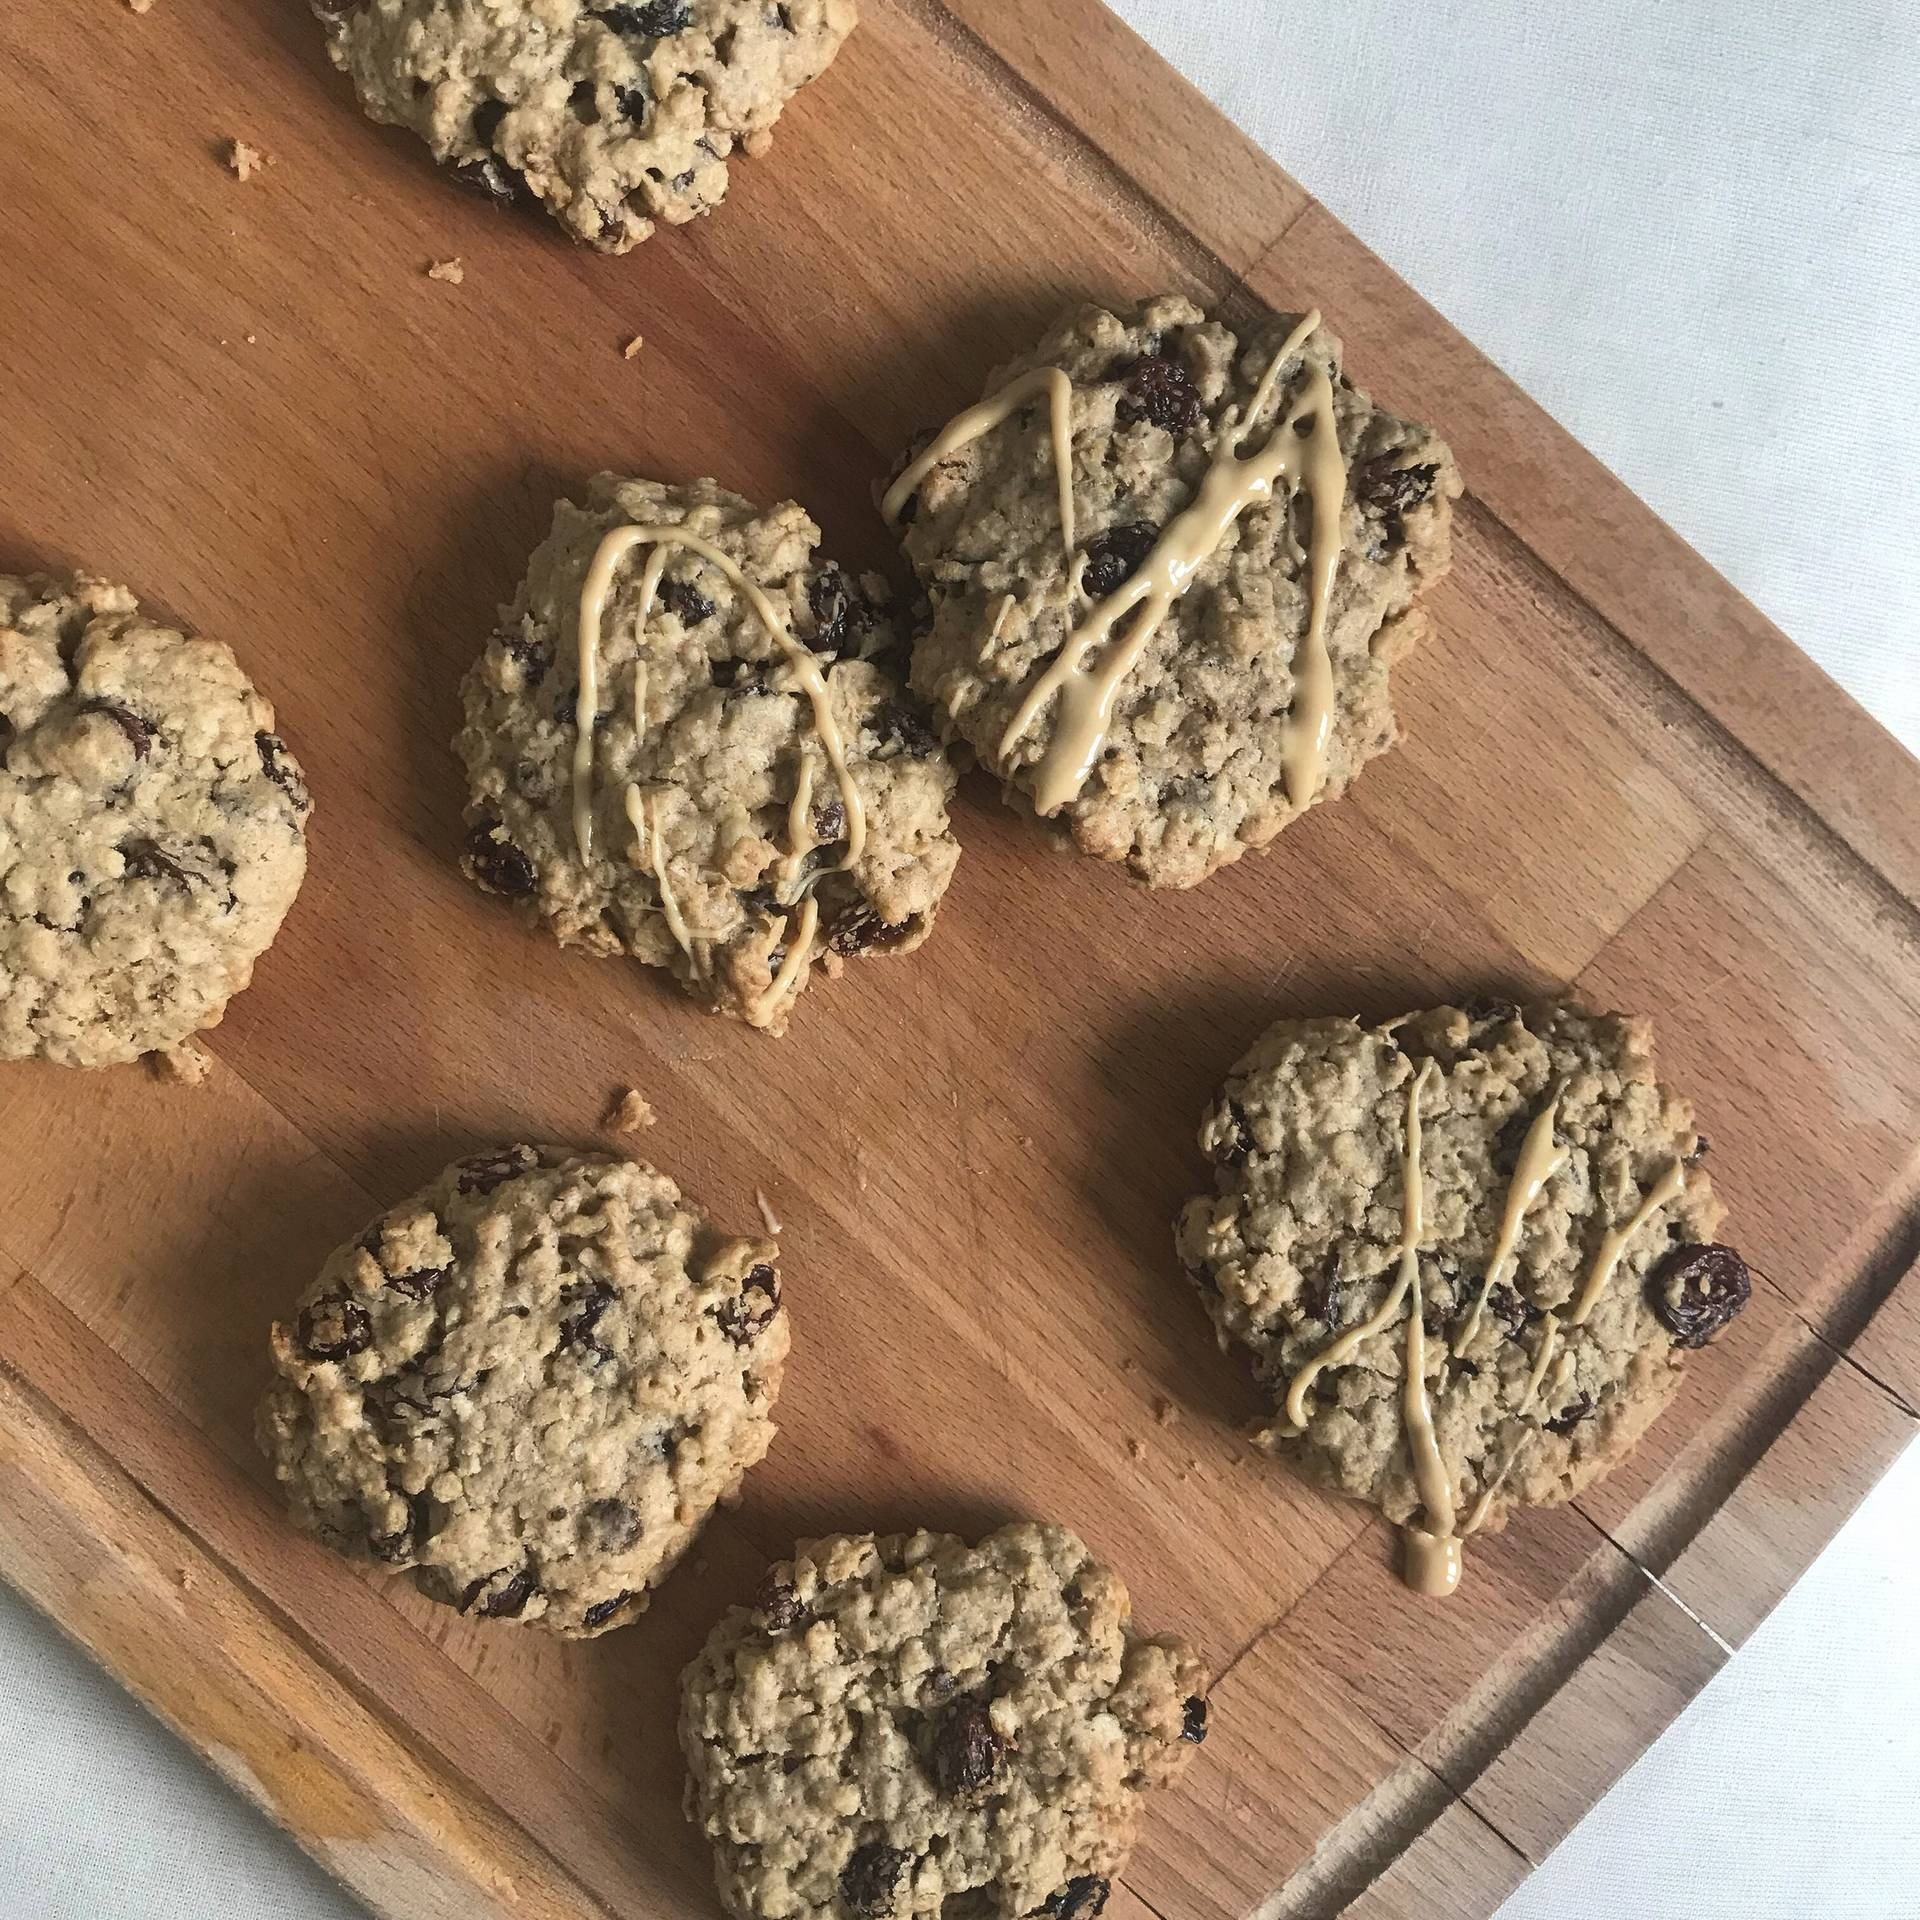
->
[1458, 502, 1920, 950]
[916, 0, 1314, 291]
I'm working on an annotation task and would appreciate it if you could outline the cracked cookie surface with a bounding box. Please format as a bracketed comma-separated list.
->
[680, 1522, 1208, 1920]
[889, 295, 1458, 888]
[0, 573, 309, 1068]
[315, 0, 854, 253]
[1177, 1002, 1749, 1551]
[258, 1146, 787, 1636]
[456, 475, 961, 1034]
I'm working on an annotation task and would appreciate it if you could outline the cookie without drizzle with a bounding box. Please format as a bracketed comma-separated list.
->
[311, 0, 855, 254]
[456, 475, 962, 1033]
[679, 1523, 1209, 1920]
[258, 1145, 787, 1636]
[0, 573, 310, 1068]
[886, 295, 1458, 888]
[1176, 1002, 1750, 1595]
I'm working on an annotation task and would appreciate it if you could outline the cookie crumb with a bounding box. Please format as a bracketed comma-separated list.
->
[755, 1188, 783, 1236]
[622, 334, 645, 359]
[226, 139, 268, 182]
[1126, 1438, 1148, 1464]
[604, 1087, 654, 1132]
[149, 1040, 214, 1085]
[426, 257, 466, 285]
[742, 128, 773, 157]
[1152, 1397, 1176, 1427]
[127, 0, 155, 13]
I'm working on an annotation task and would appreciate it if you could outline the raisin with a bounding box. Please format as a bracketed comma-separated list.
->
[659, 576, 715, 625]
[586, 1498, 642, 1550]
[1113, 354, 1202, 435]
[119, 838, 193, 890]
[928, 1695, 1005, 1796]
[757, 1573, 809, 1630]
[839, 1843, 910, 1919]
[560, 1281, 618, 1356]
[1687, 1133, 1712, 1165]
[1482, 1283, 1534, 1340]
[460, 1565, 537, 1619]
[1304, 1258, 1342, 1328]
[1354, 457, 1439, 516]
[1080, 522, 1158, 599]
[298, 1292, 372, 1363]
[471, 99, 509, 147]
[582, 1590, 639, 1630]
[1545, 1393, 1594, 1435]
[1646, 1243, 1751, 1348]
[496, 627, 554, 685]
[776, 2, 795, 25]
[826, 904, 915, 958]
[569, 80, 601, 123]
[617, 83, 651, 124]
[451, 156, 530, 210]
[81, 699, 153, 758]
[807, 564, 873, 659]
[1181, 1694, 1209, 1742]
[813, 796, 847, 843]
[1490, 1106, 1536, 1176]
[1046, 1878, 1110, 1920]
[710, 658, 753, 690]
[456, 1148, 531, 1195]
[368, 1492, 431, 1563]
[716, 1263, 780, 1346]
[383, 1264, 447, 1302]
[597, 1, 691, 33]
[0, 714, 14, 760]
[464, 821, 536, 898]
[875, 701, 938, 757]
[255, 730, 310, 808]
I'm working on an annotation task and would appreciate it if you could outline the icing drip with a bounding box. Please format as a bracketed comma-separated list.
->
[1571, 1161, 1686, 1325]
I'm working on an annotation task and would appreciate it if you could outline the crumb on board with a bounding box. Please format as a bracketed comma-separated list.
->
[426, 257, 466, 284]
[742, 128, 773, 157]
[127, 0, 156, 13]
[226, 139, 268, 182]
[755, 1188, 783, 1236]
[148, 1040, 213, 1085]
[1152, 1397, 1176, 1427]
[1126, 1437, 1148, 1464]
[605, 1087, 654, 1132]
[622, 333, 645, 359]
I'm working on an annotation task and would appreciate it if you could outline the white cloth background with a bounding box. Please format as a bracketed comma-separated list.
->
[3, 2, 1916, 1915]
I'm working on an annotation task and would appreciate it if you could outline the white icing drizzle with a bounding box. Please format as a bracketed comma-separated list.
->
[881, 366, 1077, 572]
[626, 785, 698, 968]
[763, 895, 819, 1012]
[995, 310, 1346, 815]
[782, 755, 817, 888]
[572, 524, 867, 872]
[1452, 1085, 1568, 1354]
[1570, 1160, 1686, 1325]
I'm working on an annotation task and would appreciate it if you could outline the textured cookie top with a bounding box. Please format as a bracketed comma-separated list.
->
[890, 295, 1458, 889]
[457, 476, 961, 1034]
[258, 1146, 787, 1636]
[0, 573, 310, 1068]
[1177, 1004, 1749, 1589]
[680, 1523, 1208, 1920]
[316, 0, 854, 253]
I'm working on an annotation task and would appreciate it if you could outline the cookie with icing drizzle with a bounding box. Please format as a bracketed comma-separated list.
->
[679, 1523, 1208, 1920]
[1176, 1001, 1749, 1596]
[884, 295, 1459, 888]
[258, 1145, 786, 1636]
[455, 476, 961, 1034]
[311, 0, 855, 253]
[0, 572, 310, 1069]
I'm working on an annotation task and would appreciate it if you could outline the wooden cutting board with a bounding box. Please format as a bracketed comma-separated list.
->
[2, 2, 1916, 1915]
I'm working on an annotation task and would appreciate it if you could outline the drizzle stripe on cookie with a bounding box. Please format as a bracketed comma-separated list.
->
[1570, 1160, 1686, 1325]
[573, 524, 867, 875]
[1452, 1085, 1568, 1354]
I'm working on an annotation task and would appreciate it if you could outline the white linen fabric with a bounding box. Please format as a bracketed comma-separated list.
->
[3, 2, 1916, 1915]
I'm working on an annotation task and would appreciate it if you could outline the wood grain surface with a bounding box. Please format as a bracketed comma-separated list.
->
[2, 2, 1917, 1917]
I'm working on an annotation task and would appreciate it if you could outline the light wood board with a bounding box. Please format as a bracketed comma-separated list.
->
[2, 2, 1917, 1916]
